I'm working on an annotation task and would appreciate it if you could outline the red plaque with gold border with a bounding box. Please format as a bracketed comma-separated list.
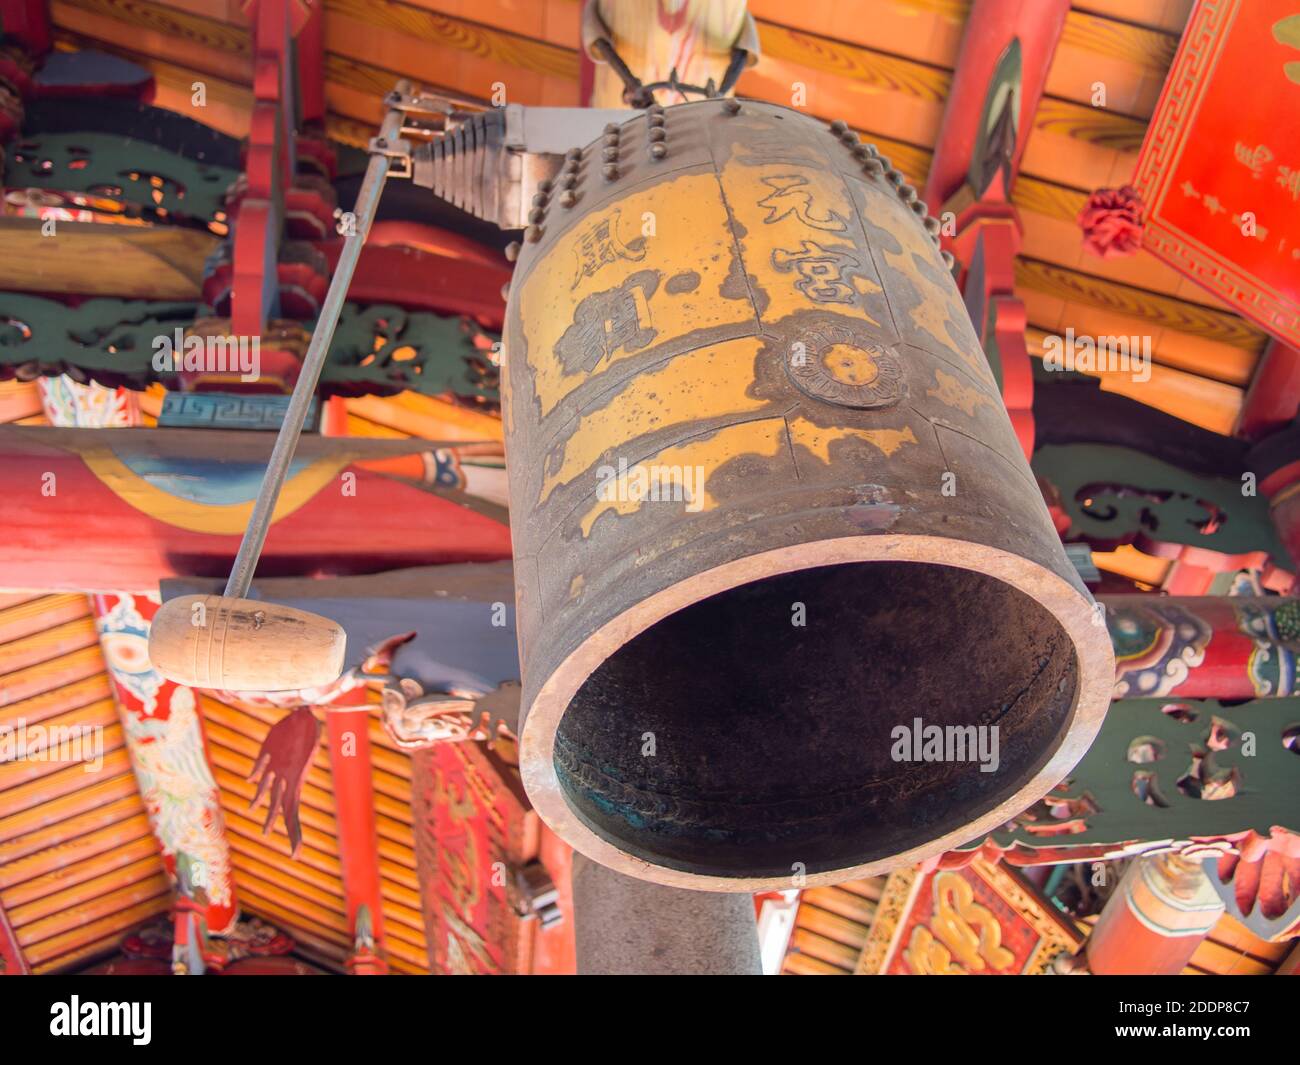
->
[856, 861, 1085, 976]
[1133, 0, 1300, 347]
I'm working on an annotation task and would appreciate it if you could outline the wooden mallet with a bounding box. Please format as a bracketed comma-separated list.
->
[149, 89, 414, 692]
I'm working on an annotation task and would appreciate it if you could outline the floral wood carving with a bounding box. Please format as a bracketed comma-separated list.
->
[1078, 185, 1144, 258]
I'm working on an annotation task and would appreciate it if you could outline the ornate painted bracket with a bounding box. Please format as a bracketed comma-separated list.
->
[0, 292, 500, 403]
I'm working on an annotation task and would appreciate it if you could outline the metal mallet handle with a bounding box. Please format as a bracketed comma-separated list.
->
[224, 89, 409, 600]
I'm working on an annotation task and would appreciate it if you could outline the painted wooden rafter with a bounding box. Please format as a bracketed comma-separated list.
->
[231, 0, 295, 336]
[925, 0, 1071, 458]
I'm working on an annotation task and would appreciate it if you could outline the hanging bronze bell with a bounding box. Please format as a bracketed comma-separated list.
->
[501, 98, 1114, 890]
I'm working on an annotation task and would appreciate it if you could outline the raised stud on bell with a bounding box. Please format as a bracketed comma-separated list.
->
[148, 595, 346, 692]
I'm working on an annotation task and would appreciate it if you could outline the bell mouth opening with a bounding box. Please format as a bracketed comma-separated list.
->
[552, 559, 1080, 880]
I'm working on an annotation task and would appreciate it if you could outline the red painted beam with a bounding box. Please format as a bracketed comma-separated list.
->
[327, 704, 388, 974]
[0, 0, 52, 55]
[1237, 340, 1300, 440]
[317, 241, 509, 330]
[923, 0, 1070, 211]
[1105, 595, 1291, 702]
[295, 0, 326, 126]
[0, 432, 512, 592]
[925, 1, 1068, 458]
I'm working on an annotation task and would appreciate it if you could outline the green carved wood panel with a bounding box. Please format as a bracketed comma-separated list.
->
[973, 697, 1300, 854]
[0, 293, 500, 403]
[1033, 442, 1292, 568]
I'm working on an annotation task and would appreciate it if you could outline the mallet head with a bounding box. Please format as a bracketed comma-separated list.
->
[148, 595, 347, 692]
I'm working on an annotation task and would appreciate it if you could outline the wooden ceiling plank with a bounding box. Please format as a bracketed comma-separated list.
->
[223, 807, 343, 869]
[376, 874, 422, 914]
[325, 13, 547, 110]
[405, 0, 579, 51]
[1016, 257, 1268, 352]
[147, 0, 245, 25]
[1187, 937, 1279, 976]
[231, 869, 350, 933]
[216, 784, 340, 855]
[0, 219, 217, 301]
[0, 700, 119, 782]
[0, 733, 128, 806]
[370, 766, 414, 806]
[0, 645, 105, 706]
[50, 0, 253, 83]
[1049, 16, 1174, 119]
[783, 952, 847, 975]
[0, 804, 152, 876]
[788, 928, 860, 970]
[1026, 292, 1189, 381]
[836, 877, 886, 901]
[1024, 327, 1242, 434]
[218, 767, 432, 866]
[7, 855, 165, 927]
[232, 850, 349, 915]
[1204, 913, 1293, 959]
[1023, 293, 1258, 387]
[377, 918, 428, 957]
[26, 898, 171, 973]
[0, 675, 113, 732]
[1073, 0, 1193, 36]
[210, 726, 415, 830]
[801, 886, 877, 924]
[0, 594, 90, 645]
[1, 835, 161, 908]
[0, 382, 44, 426]
[737, 62, 946, 150]
[325, 0, 577, 80]
[16, 874, 170, 949]
[234, 887, 351, 956]
[795, 904, 871, 949]
[0, 616, 100, 675]
[747, 0, 968, 68]
[226, 834, 345, 896]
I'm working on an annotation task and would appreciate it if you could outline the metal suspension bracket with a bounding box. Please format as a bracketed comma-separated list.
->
[379, 87, 487, 142]
[366, 132, 412, 180]
[580, 0, 761, 106]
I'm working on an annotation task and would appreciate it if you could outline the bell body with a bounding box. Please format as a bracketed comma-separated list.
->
[502, 99, 1113, 890]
